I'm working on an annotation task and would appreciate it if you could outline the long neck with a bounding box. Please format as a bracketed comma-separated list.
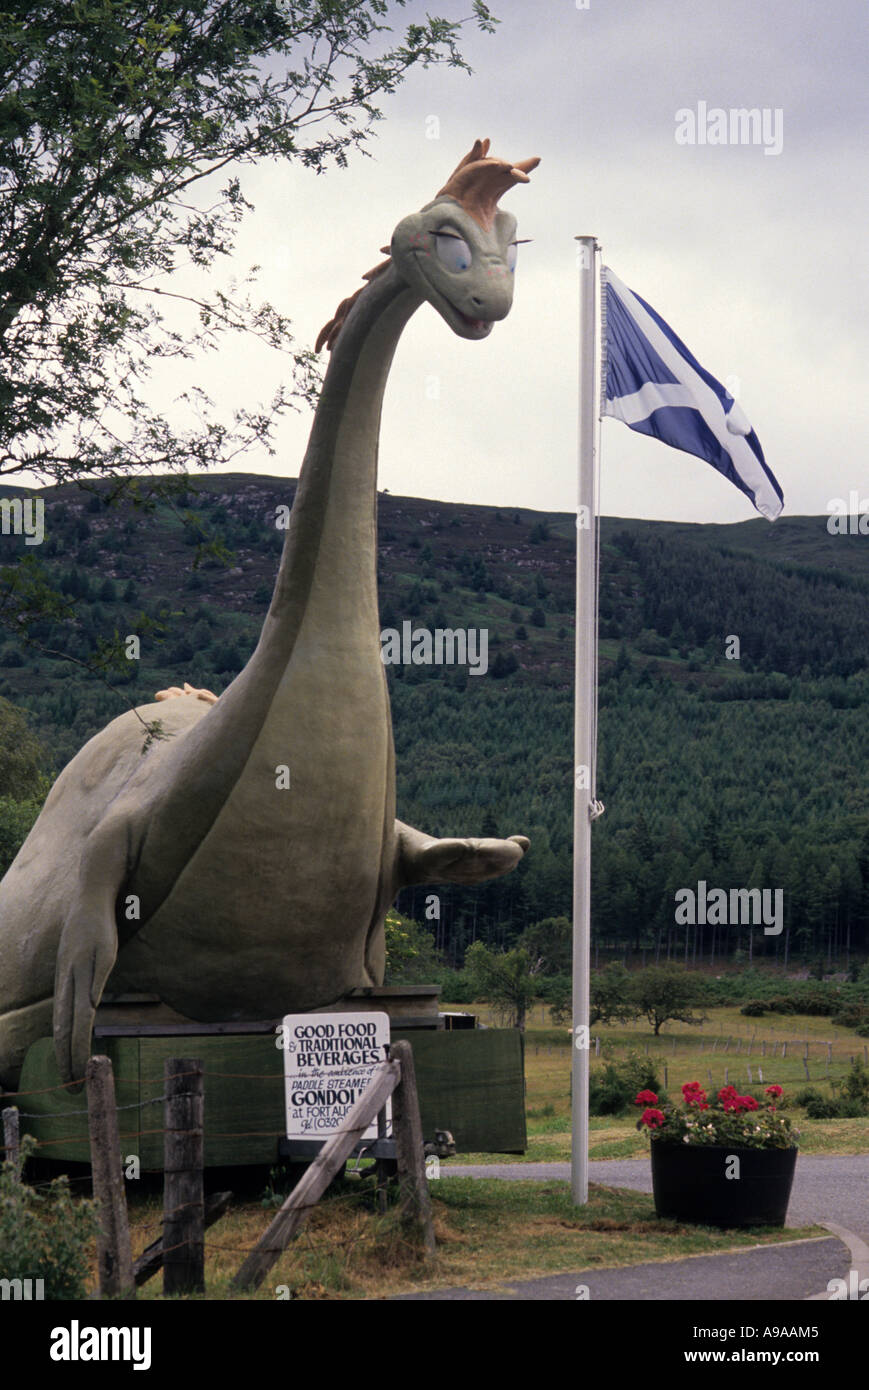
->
[150, 264, 420, 789]
[257, 263, 420, 671]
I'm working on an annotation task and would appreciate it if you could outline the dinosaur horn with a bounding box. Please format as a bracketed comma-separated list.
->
[437, 138, 540, 231]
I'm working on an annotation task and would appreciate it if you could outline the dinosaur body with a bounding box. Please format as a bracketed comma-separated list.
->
[0, 140, 537, 1089]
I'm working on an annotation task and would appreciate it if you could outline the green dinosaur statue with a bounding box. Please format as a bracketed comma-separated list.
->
[0, 139, 538, 1091]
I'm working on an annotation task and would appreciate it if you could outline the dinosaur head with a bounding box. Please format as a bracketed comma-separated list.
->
[390, 138, 540, 340]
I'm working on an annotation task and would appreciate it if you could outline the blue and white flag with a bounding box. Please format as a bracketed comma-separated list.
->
[602, 267, 784, 520]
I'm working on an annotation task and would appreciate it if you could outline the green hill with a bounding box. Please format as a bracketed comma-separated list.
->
[1, 475, 867, 967]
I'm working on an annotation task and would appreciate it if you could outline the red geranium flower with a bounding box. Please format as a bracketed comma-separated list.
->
[640, 1108, 665, 1129]
[718, 1084, 739, 1102]
[738, 1095, 759, 1111]
[765, 1084, 783, 1098]
[635, 1090, 659, 1106]
[682, 1081, 708, 1107]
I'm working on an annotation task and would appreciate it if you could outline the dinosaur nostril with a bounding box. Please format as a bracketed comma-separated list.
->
[470, 297, 484, 309]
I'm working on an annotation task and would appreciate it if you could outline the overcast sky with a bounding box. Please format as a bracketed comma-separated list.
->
[146, 0, 869, 524]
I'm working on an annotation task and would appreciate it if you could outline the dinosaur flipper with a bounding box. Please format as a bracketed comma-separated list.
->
[53, 818, 127, 1090]
[394, 819, 529, 888]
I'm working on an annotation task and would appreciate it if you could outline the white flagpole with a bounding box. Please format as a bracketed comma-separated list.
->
[571, 236, 602, 1205]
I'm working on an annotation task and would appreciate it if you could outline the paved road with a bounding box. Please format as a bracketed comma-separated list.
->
[395, 1236, 848, 1301]
[395, 1154, 868, 1301]
[440, 1154, 869, 1242]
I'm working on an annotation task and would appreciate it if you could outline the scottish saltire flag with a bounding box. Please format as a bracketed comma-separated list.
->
[602, 267, 784, 520]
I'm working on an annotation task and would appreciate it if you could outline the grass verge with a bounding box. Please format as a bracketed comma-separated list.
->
[123, 1177, 826, 1300]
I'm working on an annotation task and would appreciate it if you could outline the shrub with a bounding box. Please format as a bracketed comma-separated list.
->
[830, 1002, 869, 1031]
[794, 1087, 822, 1108]
[840, 1057, 869, 1109]
[589, 1052, 662, 1117]
[0, 1137, 98, 1299]
[805, 1096, 865, 1120]
[793, 987, 838, 1017]
[740, 1000, 767, 1017]
[764, 995, 798, 1015]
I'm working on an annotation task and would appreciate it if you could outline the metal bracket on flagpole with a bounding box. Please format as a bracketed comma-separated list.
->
[589, 799, 605, 821]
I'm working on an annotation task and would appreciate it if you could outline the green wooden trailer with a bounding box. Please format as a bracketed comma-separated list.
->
[13, 988, 526, 1169]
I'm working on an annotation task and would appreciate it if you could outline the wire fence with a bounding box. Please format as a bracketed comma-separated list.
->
[2, 1057, 410, 1299]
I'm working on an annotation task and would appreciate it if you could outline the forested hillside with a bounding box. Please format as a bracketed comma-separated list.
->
[1, 474, 867, 968]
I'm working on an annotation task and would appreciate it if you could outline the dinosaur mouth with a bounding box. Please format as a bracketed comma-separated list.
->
[456, 309, 492, 334]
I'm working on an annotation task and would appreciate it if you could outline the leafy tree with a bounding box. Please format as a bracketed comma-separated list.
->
[0, 793, 44, 877]
[519, 915, 571, 975]
[0, 695, 47, 798]
[383, 908, 440, 984]
[0, 0, 496, 488]
[590, 963, 639, 1026]
[630, 965, 703, 1036]
[464, 940, 542, 1031]
[539, 972, 571, 1025]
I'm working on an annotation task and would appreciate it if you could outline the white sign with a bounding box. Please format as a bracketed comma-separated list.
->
[282, 1011, 391, 1141]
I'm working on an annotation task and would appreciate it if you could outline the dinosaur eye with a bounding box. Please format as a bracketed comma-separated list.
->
[506, 242, 518, 273]
[434, 231, 472, 273]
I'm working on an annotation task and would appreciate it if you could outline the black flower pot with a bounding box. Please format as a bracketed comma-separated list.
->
[651, 1141, 798, 1227]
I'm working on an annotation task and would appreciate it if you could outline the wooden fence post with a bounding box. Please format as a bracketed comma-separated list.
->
[86, 1055, 134, 1299]
[232, 1059, 399, 1292]
[135, 1192, 231, 1287]
[2, 1106, 19, 1176]
[163, 1057, 204, 1296]
[389, 1040, 435, 1258]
